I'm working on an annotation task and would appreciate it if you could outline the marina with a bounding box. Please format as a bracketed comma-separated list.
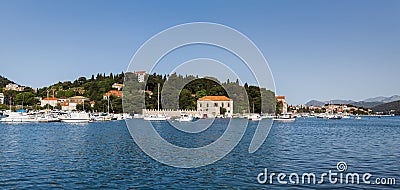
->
[0, 116, 399, 189]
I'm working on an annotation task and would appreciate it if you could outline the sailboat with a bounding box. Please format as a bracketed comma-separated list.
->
[144, 83, 169, 121]
[248, 102, 262, 121]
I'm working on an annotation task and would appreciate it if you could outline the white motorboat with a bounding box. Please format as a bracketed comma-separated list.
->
[354, 116, 362, 120]
[144, 114, 169, 121]
[175, 114, 193, 122]
[1, 112, 36, 122]
[36, 114, 60, 122]
[273, 114, 295, 122]
[92, 113, 112, 121]
[113, 113, 133, 120]
[248, 114, 262, 121]
[60, 112, 90, 123]
[328, 115, 342, 120]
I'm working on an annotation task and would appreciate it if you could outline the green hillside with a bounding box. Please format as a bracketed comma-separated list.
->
[0, 75, 14, 88]
[372, 100, 400, 115]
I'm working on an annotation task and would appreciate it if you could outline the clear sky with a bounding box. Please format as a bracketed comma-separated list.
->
[0, 0, 399, 104]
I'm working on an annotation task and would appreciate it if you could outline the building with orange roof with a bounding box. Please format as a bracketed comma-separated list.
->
[134, 71, 146, 83]
[276, 95, 288, 114]
[103, 90, 123, 100]
[61, 96, 89, 111]
[40, 97, 59, 107]
[197, 96, 233, 118]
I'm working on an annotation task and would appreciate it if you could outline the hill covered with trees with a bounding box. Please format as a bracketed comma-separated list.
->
[2, 72, 276, 114]
[0, 75, 14, 88]
[372, 100, 400, 115]
[123, 72, 276, 114]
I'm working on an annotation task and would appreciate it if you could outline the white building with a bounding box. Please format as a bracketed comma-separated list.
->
[134, 71, 146, 83]
[4, 83, 25, 91]
[197, 96, 233, 118]
[40, 97, 59, 107]
[112, 83, 124, 90]
[0, 93, 4, 104]
[61, 96, 89, 111]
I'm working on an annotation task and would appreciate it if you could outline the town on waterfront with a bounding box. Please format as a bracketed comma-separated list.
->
[1, 71, 398, 123]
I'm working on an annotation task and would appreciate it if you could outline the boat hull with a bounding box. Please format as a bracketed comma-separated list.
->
[60, 119, 89, 123]
[273, 118, 295, 122]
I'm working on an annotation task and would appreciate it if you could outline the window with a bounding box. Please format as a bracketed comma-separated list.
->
[222, 103, 224, 107]
[214, 103, 218, 107]
[207, 103, 209, 107]
[228, 103, 230, 107]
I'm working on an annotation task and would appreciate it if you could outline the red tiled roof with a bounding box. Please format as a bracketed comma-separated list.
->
[104, 90, 123, 97]
[43, 97, 59, 101]
[276, 96, 286, 99]
[134, 71, 146, 74]
[198, 96, 231, 101]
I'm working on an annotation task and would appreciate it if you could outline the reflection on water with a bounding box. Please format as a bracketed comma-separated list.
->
[0, 117, 399, 189]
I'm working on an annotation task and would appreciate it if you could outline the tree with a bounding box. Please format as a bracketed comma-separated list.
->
[179, 89, 196, 110]
[220, 107, 227, 116]
[15, 92, 38, 106]
[76, 102, 92, 112]
[276, 101, 283, 115]
[55, 103, 62, 110]
[196, 90, 207, 99]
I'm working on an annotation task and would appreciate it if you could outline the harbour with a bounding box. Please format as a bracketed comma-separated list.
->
[0, 117, 399, 189]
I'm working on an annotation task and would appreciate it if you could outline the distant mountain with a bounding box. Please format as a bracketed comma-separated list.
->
[305, 100, 325, 106]
[364, 95, 400, 103]
[372, 100, 400, 114]
[330, 99, 356, 105]
[305, 95, 400, 108]
[0, 75, 14, 88]
[350, 101, 383, 108]
[305, 99, 356, 106]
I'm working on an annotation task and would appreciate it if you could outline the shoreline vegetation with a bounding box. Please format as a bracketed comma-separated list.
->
[0, 73, 276, 115]
[0, 74, 398, 116]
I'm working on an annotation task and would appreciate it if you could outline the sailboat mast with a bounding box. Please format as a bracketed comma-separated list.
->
[157, 83, 160, 114]
[108, 96, 110, 113]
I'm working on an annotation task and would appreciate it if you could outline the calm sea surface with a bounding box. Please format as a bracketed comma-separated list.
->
[1, 117, 399, 189]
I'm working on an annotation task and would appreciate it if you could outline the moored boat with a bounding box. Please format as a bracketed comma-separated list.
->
[60, 112, 90, 123]
[273, 114, 295, 122]
[248, 114, 262, 121]
[0, 112, 37, 122]
[175, 113, 194, 122]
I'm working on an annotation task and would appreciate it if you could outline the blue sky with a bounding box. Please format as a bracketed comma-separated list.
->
[0, 0, 399, 104]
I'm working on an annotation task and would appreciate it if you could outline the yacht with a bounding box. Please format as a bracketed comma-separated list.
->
[0, 111, 36, 122]
[60, 112, 90, 123]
